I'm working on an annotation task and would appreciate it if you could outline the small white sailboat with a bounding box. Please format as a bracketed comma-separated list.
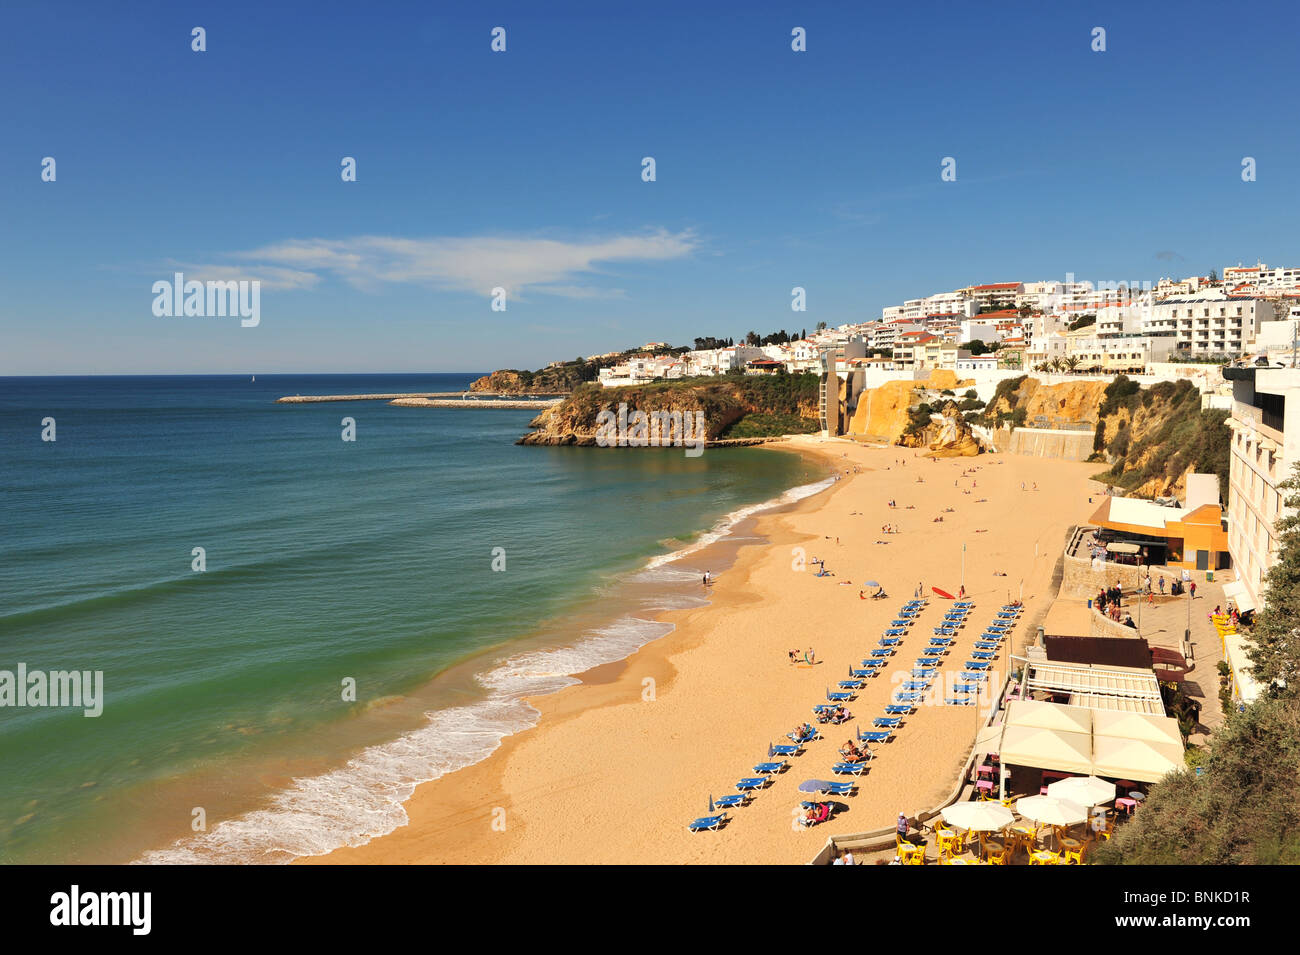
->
[251, 374, 256, 383]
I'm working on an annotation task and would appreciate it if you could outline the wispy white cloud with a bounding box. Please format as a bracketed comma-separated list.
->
[165, 262, 320, 291]
[180, 230, 699, 298]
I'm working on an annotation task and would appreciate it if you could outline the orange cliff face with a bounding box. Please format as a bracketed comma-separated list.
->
[845, 371, 973, 443]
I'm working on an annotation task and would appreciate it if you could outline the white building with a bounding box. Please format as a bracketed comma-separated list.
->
[1142, 293, 1280, 357]
[1223, 365, 1300, 614]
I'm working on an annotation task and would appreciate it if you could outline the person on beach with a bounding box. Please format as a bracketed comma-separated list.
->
[897, 812, 911, 843]
[788, 649, 801, 663]
[806, 648, 816, 665]
[1159, 576, 1166, 595]
[915, 581, 923, 598]
[1190, 581, 1197, 599]
[958, 585, 966, 599]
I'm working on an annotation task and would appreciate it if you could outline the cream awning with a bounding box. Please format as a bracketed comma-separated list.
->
[999, 725, 1095, 775]
[997, 700, 1186, 784]
[1091, 736, 1184, 783]
[1222, 581, 1257, 614]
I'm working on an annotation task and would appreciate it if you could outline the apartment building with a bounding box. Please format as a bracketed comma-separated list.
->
[1222, 365, 1300, 613]
[1143, 294, 1280, 357]
[959, 282, 1022, 311]
[1222, 263, 1300, 295]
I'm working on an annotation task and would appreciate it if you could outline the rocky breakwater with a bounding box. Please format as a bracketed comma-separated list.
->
[899, 400, 984, 457]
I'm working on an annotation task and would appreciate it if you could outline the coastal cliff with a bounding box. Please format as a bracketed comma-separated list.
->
[518, 375, 820, 446]
[1089, 377, 1230, 500]
[899, 399, 983, 457]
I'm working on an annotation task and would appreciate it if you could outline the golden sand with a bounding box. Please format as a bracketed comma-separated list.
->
[306, 436, 1101, 865]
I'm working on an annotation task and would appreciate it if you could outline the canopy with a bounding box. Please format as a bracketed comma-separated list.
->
[1046, 775, 1116, 807]
[1003, 699, 1093, 734]
[1092, 709, 1183, 747]
[996, 699, 1186, 783]
[941, 802, 1014, 832]
[1106, 542, 1142, 555]
[1222, 581, 1257, 614]
[1091, 736, 1184, 782]
[999, 724, 1094, 775]
[1014, 795, 1088, 827]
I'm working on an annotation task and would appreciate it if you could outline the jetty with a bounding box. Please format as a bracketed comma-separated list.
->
[277, 391, 564, 409]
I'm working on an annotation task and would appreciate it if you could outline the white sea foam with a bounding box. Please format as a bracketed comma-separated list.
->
[136, 616, 672, 865]
[136, 475, 833, 865]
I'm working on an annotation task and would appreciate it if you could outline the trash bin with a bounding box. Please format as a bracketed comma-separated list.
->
[1087, 599, 1092, 609]
[1206, 571, 1215, 582]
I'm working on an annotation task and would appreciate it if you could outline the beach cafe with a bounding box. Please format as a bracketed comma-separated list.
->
[1087, 494, 1230, 572]
[988, 699, 1184, 800]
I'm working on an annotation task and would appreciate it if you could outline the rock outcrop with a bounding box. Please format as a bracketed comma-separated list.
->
[900, 400, 983, 457]
[518, 378, 820, 446]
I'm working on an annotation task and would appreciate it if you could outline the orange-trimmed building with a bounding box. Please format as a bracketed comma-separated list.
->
[1088, 491, 1230, 571]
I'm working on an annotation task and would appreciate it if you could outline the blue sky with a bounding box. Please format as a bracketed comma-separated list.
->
[2, 0, 1297, 374]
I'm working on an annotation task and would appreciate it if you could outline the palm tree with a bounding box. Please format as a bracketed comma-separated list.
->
[1065, 355, 1081, 374]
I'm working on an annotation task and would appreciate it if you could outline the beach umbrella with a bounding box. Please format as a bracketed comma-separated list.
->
[863, 580, 881, 588]
[1015, 795, 1088, 849]
[798, 780, 835, 794]
[1014, 795, 1088, 827]
[1046, 775, 1116, 807]
[940, 801, 1014, 834]
[768, 742, 776, 758]
[709, 794, 715, 812]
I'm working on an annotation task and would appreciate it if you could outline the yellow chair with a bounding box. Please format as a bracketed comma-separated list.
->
[1062, 845, 1086, 865]
[985, 847, 1008, 865]
[935, 827, 965, 856]
[896, 842, 924, 865]
[1029, 849, 1060, 865]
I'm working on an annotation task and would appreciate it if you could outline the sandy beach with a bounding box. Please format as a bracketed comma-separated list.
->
[308, 436, 1102, 865]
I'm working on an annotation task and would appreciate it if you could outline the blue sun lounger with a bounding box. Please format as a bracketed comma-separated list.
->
[812, 780, 856, 797]
[933, 627, 957, 636]
[688, 813, 728, 831]
[971, 651, 995, 660]
[884, 704, 914, 715]
[985, 622, 1011, 631]
[954, 683, 978, 694]
[827, 690, 854, 703]
[839, 680, 866, 689]
[915, 656, 941, 667]
[813, 704, 836, 714]
[965, 661, 991, 671]
[929, 637, 953, 646]
[849, 668, 876, 679]
[902, 682, 928, 693]
[789, 725, 820, 743]
[753, 760, 787, 774]
[946, 697, 976, 706]
[890, 619, 913, 628]
[975, 640, 998, 650]
[769, 743, 802, 757]
[879, 637, 901, 646]
[873, 717, 902, 728]
[954, 601, 975, 608]
[832, 762, 868, 776]
[883, 628, 907, 637]
[911, 668, 937, 678]
[894, 691, 924, 703]
[858, 730, 892, 743]
[735, 777, 769, 791]
[960, 671, 989, 682]
[711, 793, 748, 810]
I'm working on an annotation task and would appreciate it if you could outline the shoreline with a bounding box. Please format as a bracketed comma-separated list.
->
[129, 441, 828, 864]
[307, 437, 1101, 865]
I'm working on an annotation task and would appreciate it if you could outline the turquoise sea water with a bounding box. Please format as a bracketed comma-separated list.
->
[0, 375, 825, 863]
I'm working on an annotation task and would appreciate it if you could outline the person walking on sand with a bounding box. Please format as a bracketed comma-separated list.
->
[1190, 581, 1197, 600]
